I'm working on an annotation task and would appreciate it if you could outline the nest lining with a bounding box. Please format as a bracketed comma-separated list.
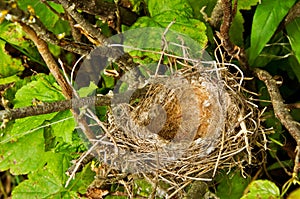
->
[91, 59, 266, 198]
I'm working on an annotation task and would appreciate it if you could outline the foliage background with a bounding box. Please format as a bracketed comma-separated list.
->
[0, 0, 300, 198]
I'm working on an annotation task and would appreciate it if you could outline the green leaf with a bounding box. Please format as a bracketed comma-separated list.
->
[248, 0, 296, 65]
[0, 39, 24, 78]
[12, 153, 70, 199]
[0, 75, 20, 85]
[12, 154, 95, 199]
[0, 21, 42, 65]
[147, 0, 193, 17]
[216, 170, 251, 199]
[288, 188, 300, 199]
[48, 111, 75, 144]
[188, 0, 218, 19]
[0, 129, 49, 174]
[288, 55, 300, 82]
[130, 14, 207, 51]
[241, 180, 281, 199]
[14, 74, 64, 108]
[230, 0, 259, 46]
[287, 17, 300, 82]
[78, 81, 98, 97]
[17, 0, 66, 34]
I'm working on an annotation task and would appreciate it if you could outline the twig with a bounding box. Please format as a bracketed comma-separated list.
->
[65, 140, 100, 187]
[254, 68, 300, 175]
[3, 1, 91, 55]
[284, 1, 300, 27]
[57, 0, 108, 45]
[287, 103, 300, 109]
[21, 23, 97, 141]
[0, 95, 111, 121]
[21, 24, 74, 98]
[218, 0, 249, 71]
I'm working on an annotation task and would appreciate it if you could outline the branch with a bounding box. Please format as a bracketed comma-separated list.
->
[255, 68, 300, 174]
[284, 1, 300, 26]
[219, 0, 249, 71]
[66, 0, 138, 27]
[0, 96, 111, 121]
[57, 0, 108, 45]
[1, 1, 91, 55]
[20, 23, 97, 140]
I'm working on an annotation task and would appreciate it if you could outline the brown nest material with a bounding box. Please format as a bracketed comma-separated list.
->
[91, 58, 266, 197]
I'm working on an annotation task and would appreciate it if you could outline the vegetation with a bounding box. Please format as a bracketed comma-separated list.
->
[0, 0, 300, 198]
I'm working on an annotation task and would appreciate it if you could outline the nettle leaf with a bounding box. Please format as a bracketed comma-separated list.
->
[230, 0, 259, 46]
[14, 74, 64, 108]
[241, 180, 280, 199]
[0, 39, 24, 79]
[12, 154, 95, 199]
[48, 111, 75, 144]
[17, 0, 67, 34]
[216, 171, 251, 199]
[286, 17, 300, 82]
[147, 0, 193, 17]
[248, 0, 296, 65]
[130, 13, 207, 50]
[0, 129, 49, 174]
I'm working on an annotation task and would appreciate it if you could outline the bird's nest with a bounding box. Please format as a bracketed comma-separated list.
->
[87, 49, 267, 197]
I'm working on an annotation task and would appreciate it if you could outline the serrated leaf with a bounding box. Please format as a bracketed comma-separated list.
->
[241, 180, 280, 199]
[286, 17, 300, 82]
[12, 153, 71, 199]
[0, 39, 24, 78]
[130, 14, 207, 51]
[14, 74, 64, 108]
[248, 0, 296, 65]
[147, 0, 193, 17]
[216, 171, 251, 199]
[17, 0, 65, 33]
[0, 129, 49, 174]
[12, 154, 95, 199]
[48, 111, 75, 144]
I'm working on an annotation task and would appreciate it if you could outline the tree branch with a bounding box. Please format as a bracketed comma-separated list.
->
[57, 0, 108, 45]
[0, 96, 111, 121]
[20, 23, 97, 140]
[255, 68, 300, 174]
[219, 0, 249, 71]
[1, 1, 91, 55]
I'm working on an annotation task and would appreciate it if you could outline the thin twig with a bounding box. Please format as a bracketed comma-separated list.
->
[57, 0, 108, 45]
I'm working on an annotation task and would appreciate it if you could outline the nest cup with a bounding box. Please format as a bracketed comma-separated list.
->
[76, 27, 265, 197]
